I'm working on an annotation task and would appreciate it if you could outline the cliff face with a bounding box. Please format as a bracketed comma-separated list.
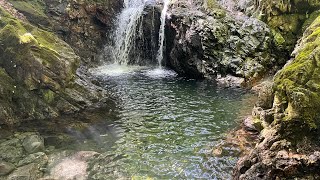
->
[274, 15, 320, 130]
[7, 0, 122, 64]
[234, 11, 320, 180]
[238, 0, 320, 53]
[0, 1, 118, 126]
[164, 0, 288, 84]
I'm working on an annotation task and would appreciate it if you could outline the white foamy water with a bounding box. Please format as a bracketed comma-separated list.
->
[90, 64, 146, 77]
[144, 68, 177, 78]
[113, 0, 147, 64]
[156, 0, 170, 67]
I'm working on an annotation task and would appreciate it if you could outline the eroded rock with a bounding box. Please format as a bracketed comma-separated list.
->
[165, 0, 285, 83]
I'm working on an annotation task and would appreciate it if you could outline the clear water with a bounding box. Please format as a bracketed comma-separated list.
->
[87, 64, 254, 179]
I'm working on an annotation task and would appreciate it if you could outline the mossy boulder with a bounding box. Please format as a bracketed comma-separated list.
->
[274, 15, 320, 131]
[4, 0, 122, 64]
[0, 7, 106, 126]
[8, 0, 50, 27]
[246, 0, 320, 52]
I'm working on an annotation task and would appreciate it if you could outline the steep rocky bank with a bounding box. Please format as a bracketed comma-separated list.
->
[7, 0, 122, 64]
[164, 0, 287, 84]
[233, 1, 320, 179]
[0, 0, 120, 126]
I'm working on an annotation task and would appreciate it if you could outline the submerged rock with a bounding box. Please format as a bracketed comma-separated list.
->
[0, 138, 24, 164]
[8, 163, 43, 180]
[17, 152, 48, 169]
[22, 135, 45, 154]
[45, 151, 99, 180]
[0, 161, 15, 176]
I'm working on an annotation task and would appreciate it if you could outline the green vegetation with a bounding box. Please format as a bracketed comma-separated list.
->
[274, 15, 320, 129]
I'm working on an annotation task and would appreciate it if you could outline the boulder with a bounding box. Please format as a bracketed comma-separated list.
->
[8, 163, 43, 180]
[274, 15, 320, 130]
[22, 135, 45, 154]
[0, 161, 15, 176]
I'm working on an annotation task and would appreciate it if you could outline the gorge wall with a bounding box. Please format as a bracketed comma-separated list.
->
[232, 0, 320, 179]
[0, 0, 122, 126]
[164, 0, 286, 84]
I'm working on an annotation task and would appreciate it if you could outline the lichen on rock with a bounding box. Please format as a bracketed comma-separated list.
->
[0, 5, 108, 126]
[274, 15, 320, 131]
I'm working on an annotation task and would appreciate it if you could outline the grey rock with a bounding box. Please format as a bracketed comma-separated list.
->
[165, 0, 284, 82]
[22, 135, 45, 154]
[8, 163, 43, 180]
[216, 74, 245, 88]
[243, 116, 257, 132]
[17, 152, 48, 169]
[255, 82, 274, 109]
[0, 138, 24, 164]
[0, 161, 15, 176]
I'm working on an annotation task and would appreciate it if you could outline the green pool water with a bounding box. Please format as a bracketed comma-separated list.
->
[83, 64, 254, 179]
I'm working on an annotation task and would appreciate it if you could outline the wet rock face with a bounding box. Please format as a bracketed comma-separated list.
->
[165, 0, 285, 82]
[0, 6, 108, 126]
[272, 14, 320, 130]
[121, 5, 161, 66]
[236, 0, 320, 52]
[7, 0, 123, 64]
[234, 126, 320, 179]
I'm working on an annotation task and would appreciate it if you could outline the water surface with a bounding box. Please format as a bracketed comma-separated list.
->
[86, 64, 254, 179]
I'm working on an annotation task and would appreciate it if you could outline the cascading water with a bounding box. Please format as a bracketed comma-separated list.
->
[156, 0, 170, 68]
[113, 0, 146, 65]
[111, 0, 170, 68]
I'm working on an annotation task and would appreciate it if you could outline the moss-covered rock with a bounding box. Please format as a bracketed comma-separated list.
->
[4, 0, 122, 64]
[0, 6, 106, 126]
[252, 0, 320, 52]
[8, 0, 50, 27]
[274, 15, 320, 131]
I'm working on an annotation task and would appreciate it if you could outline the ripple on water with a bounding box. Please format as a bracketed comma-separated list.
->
[85, 65, 254, 179]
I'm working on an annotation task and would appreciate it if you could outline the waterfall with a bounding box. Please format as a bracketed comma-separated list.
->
[111, 0, 169, 67]
[156, 0, 170, 68]
[113, 0, 146, 65]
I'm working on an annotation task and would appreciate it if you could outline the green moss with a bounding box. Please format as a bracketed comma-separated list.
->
[19, 33, 38, 44]
[274, 15, 320, 130]
[302, 10, 320, 32]
[8, 0, 47, 18]
[252, 118, 264, 132]
[8, 0, 50, 27]
[272, 29, 286, 46]
[43, 89, 55, 103]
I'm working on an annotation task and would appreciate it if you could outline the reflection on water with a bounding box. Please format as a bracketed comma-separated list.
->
[85, 64, 254, 179]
